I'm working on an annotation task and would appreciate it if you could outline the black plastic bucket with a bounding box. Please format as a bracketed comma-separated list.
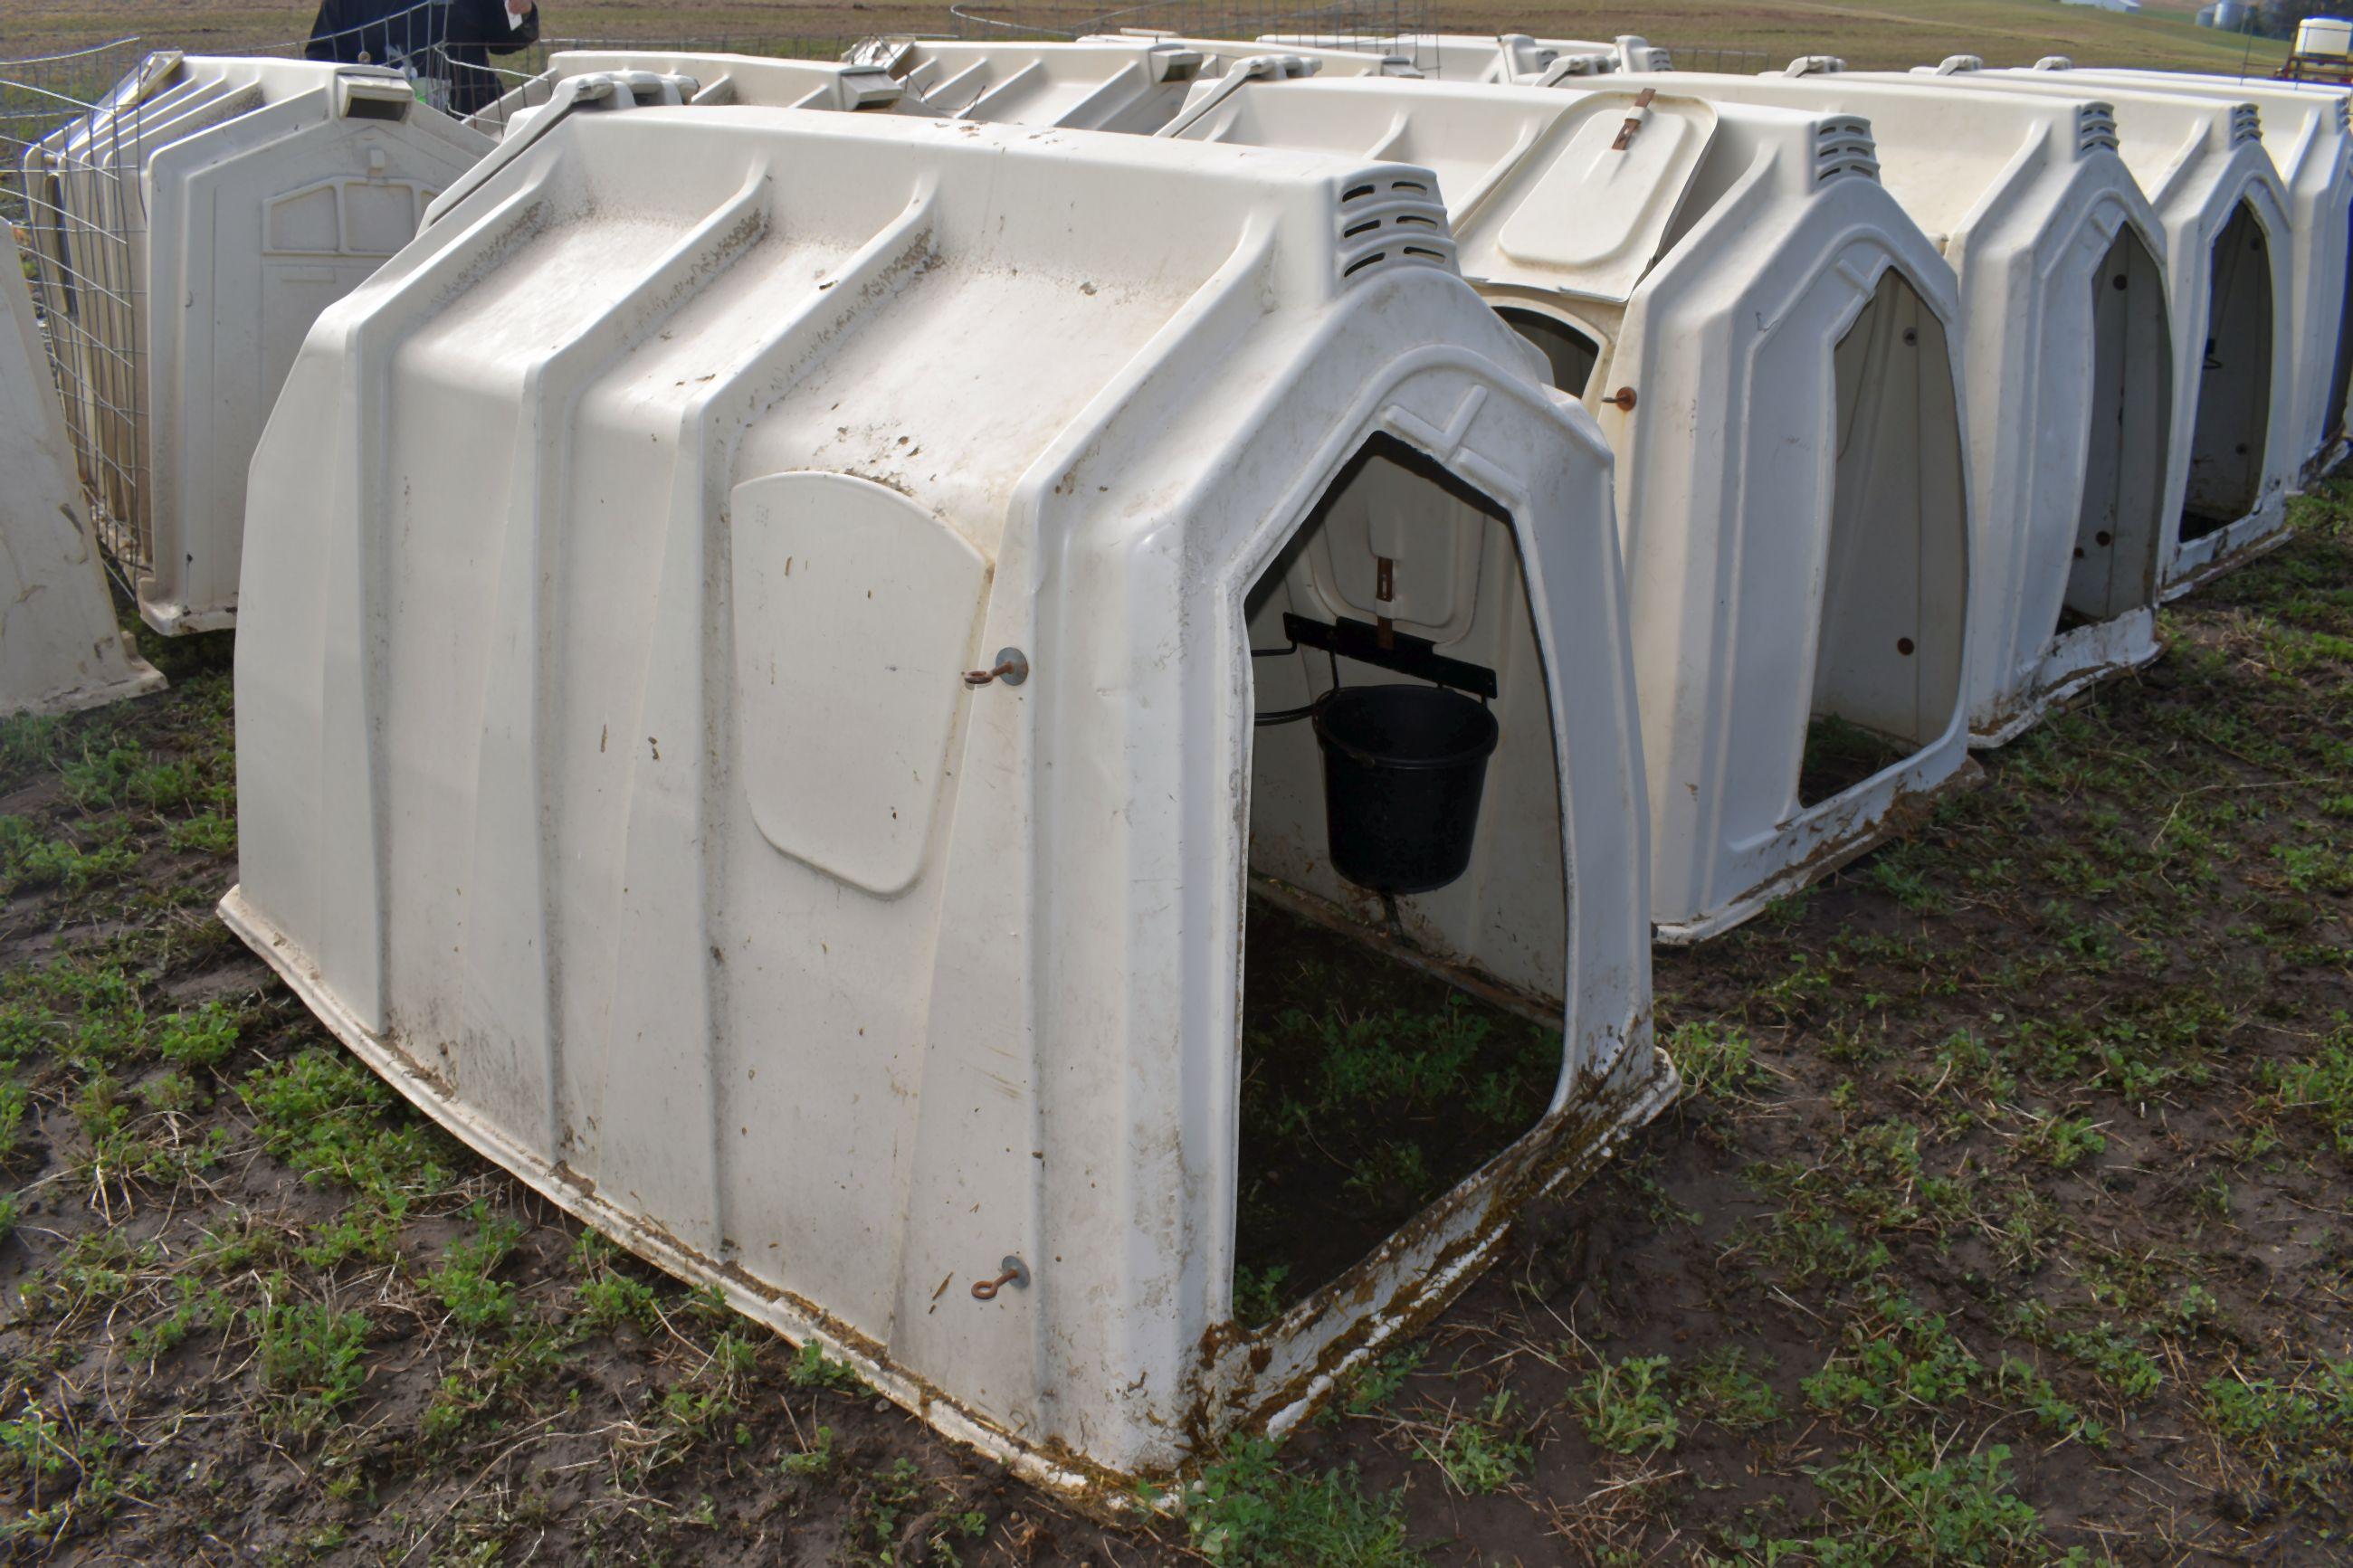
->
[1311, 683, 1500, 897]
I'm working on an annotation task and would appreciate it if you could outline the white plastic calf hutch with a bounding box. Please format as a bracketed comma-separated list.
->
[0, 242, 164, 718]
[1254, 33, 1672, 82]
[1293, 33, 1556, 81]
[471, 41, 1412, 144]
[1594, 70, 2172, 748]
[472, 50, 928, 132]
[1843, 63, 2296, 594]
[1086, 33, 1424, 80]
[221, 105, 1673, 1491]
[1168, 75, 1977, 941]
[19, 54, 490, 633]
[838, 38, 1212, 130]
[2008, 62, 2353, 482]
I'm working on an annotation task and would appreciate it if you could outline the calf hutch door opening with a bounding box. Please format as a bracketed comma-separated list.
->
[2068, 226, 2173, 630]
[2182, 202, 2276, 543]
[2334, 199, 2353, 452]
[1238, 434, 1572, 1322]
[1804, 269, 1969, 808]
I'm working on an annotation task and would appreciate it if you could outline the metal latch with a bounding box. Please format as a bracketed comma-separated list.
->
[1610, 88, 1658, 151]
[970, 1255, 1030, 1300]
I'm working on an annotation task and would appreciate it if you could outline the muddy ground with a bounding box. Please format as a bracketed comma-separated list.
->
[0, 487, 2348, 1565]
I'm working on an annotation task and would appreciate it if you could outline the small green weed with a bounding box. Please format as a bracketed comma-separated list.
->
[1234, 1263, 1291, 1329]
[1995, 1354, 2110, 1449]
[424, 1202, 524, 1333]
[1679, 1346, 1784, 1432]
[573, 1240, 662, 1336]
[2260, 1029, 2353, 1155]
[1172, 1437, 1421, 1568]
[1429, 1391, 1529, 1494]
[1569, 1354, 1679, 1456]
[782, 1423, 837, 1478]
[167, 813, 236, 855]
[2019, 1111, 2107, 1172]
[1343, 1345, 1423, 1415]
[1802, 1291, 1980, 1420]
[239, 1049, 448, 1200]
[2053, 1323, 2162, 1402]
[786, 1338, 863, 1393]
[249, 1290, 372, 1438]
[1669, 1021, 1770, 1104]
[2200, 1358, 2353, 1503]
[153, 1000, 242, 1069]
[1767, 1440, 2048, 1566]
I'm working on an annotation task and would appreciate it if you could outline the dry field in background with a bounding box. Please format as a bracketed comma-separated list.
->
[1, 0, 2296, 72]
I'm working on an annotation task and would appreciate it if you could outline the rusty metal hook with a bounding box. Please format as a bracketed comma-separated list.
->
[1604, 385, 1638, 413]
[970, 1255, 1030, 1300]
[963, 647, 1030, 689]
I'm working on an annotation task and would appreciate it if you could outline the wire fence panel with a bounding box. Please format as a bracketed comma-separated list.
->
[1660, 44, 1775, 76]
[3, 41, 160, 582]
[0, 13, 767, 590]
[464, 37, 857, 133]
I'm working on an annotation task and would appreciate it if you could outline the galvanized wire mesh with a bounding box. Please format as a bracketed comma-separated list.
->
[465, 36, 862, 133]
[1659, 44, 1774, 76]
[4, 39, 159, 583]
[0, 12, 772, 586]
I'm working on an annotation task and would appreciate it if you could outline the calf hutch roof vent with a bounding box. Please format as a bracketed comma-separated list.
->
[2004, 67, 2353, 487]
[2078, 101, 2121, 152]
[16, 54, 491, 634]
[1813, 116, 1881, 184]
[219, 106, 1674, 1492]
[1168, 74, 1977, 942]
[1605, 71, 2173, 751]
[0, 233, 164, 719]
[1844, 69, 2298, 594]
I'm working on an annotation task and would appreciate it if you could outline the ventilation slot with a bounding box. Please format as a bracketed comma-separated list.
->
[1335, 169, 1460, 289]
[2077, 102, 2120, 154]
[1815, 118, 1880, 185]
[2230, 104, 2262, 146]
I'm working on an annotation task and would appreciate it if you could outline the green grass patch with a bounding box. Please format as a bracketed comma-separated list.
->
[1168, 1437, 1421, 1568]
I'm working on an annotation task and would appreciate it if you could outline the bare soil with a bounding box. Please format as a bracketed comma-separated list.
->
[1234, 897, 1562, 1319]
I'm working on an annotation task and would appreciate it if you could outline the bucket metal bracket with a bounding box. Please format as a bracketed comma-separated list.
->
[1281, 613, 1498, 699]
